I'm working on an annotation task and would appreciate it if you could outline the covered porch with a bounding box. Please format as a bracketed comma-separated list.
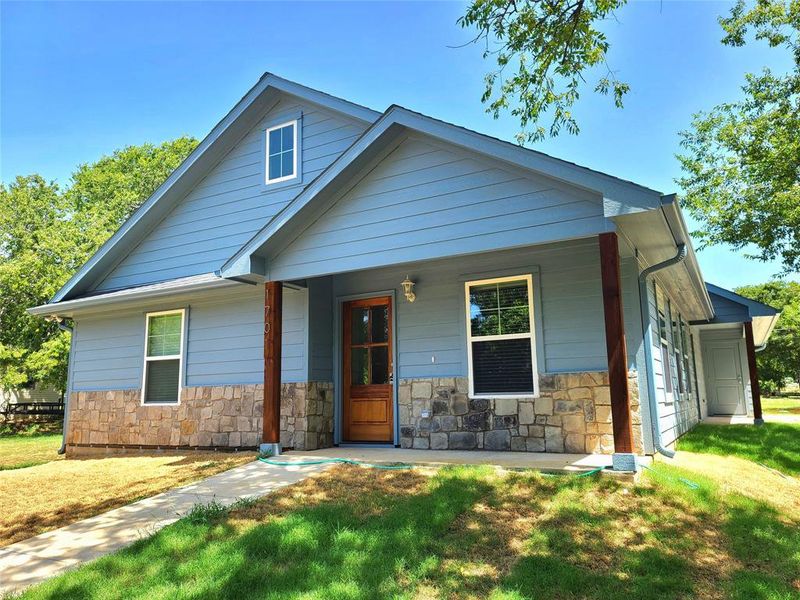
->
[260, 234, 642, 461]
[691, 284, 780, 423]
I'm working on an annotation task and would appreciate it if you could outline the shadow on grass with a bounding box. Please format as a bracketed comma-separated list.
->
[677, 423, 800, 477]
[494, 465, 800, 600]
[18, 464, 800, 600]
[22, 466, 495, 600]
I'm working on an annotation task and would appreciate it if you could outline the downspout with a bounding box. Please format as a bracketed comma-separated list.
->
[56, 321, 74, 455]
[638, 244, 687, 458]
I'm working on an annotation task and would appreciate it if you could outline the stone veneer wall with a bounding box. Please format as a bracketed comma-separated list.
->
[397, 372, 643, 454]
[66, 382, 334, 452]
[279, 382, 334, 450]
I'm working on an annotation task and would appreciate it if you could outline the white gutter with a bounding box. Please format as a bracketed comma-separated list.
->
[28, 275, 240, 318]
[639, 244, 687, 458]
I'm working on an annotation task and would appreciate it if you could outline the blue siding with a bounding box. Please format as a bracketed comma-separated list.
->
[330, 239, 607, 379]
[268, 135, 609, 281]
[71, 285, 308, 390]
[646, 280, 702, 447]
[71, 314, 144, 390]
[94, 95, 368, 291]
[308, 276, 334, 381]
[708, 292, 750, 323]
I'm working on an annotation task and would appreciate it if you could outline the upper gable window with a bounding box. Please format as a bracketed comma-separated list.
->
[266, 120, 298, 184]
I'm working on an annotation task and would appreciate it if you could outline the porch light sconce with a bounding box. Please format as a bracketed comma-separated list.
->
[401, 276, 416, 303]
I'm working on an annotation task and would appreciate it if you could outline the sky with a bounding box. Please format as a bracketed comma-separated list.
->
[1, 0, 797, 289]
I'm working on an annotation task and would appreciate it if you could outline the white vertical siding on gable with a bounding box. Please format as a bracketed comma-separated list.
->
[71, 285, 308, 390]
[268, 135, 608, 281]
[94, 97, 368, 291]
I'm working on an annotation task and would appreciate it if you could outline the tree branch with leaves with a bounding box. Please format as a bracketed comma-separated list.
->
[459, 0, 629, 143]
[678, 0, 800, 275]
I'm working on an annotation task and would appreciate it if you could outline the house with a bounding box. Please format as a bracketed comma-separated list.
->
[29, 74, 780, 464]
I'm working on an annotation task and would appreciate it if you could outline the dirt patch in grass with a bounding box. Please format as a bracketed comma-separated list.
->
[0, 451, 254, 547]
[665, 451, 800, 514]
[0, 433, 63, 470]
[678, 422, 800, 477]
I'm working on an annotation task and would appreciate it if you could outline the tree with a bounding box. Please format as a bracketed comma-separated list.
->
[0, 137, 198, 393]
[459, 0, 629, 143]
[461, 0, 799, 273]
[678, 0, 800, 275]
[735, 280, 800, 391]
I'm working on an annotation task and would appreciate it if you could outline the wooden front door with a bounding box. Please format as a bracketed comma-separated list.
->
[343, 296, 393, 442]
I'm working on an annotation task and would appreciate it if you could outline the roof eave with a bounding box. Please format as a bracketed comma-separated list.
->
[29, 274, 241, 318]
[660, 195, 715, 320]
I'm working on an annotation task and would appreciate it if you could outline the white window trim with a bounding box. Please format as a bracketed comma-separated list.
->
[658, 319, 674, 403]
[141, 308, 185, 406]
[464, 274, 539, 399]
[265, 120, 298, 185]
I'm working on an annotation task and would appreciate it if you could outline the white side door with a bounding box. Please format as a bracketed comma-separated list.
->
[705, 342, 746, 415]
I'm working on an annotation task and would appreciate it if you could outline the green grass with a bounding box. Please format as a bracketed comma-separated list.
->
[762, 394, 800, 415]
[678, 422, 800, 477]
[0, 432, 62, 471]
[18, 463, 800, 600]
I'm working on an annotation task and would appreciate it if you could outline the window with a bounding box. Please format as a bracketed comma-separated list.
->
[465, 275, 537, 397]
[657, 297, 674, 399]
[142, 310, 185, 404]
[265, 120, 297, 184]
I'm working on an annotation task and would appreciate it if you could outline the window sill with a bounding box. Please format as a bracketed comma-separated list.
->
[469, 393, 539, 400]
[141, 402, 180, 407]
[261, 176, 303, 194]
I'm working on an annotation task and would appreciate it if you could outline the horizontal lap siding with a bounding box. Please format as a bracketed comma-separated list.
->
[269, 135, 607, 281]
[308, 276, 334, 382]
[647, 281, 701, 447]
[331, 240, 607, 380]
[708, 293, 749, 323]
[94, 96, 368, 291]
[71, 286, 307, 390]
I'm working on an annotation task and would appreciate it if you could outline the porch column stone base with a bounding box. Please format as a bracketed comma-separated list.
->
[398, 372, 644, 455]
[611, 452, 639, 472]
[259, 442, 282, 456]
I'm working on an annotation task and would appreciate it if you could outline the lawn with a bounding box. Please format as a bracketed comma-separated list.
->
[0, 451, 255, 547]
[18, 462, 800, 600]
[677, 422, 800, 477]
[763, 393, 800, 415]
[0, 432, 63, 470]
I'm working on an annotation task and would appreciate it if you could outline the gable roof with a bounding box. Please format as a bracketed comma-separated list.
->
[44, 74, 707, 313]
[221, 104, 665, 279]
[698, 283, 780, 346]
[50, 73, 381, 303]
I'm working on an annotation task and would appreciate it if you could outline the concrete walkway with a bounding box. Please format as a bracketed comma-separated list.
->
[0, 459, 330, 596]
[704, 413, 800, 425]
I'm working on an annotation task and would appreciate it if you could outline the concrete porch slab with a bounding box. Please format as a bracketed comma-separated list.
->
[282, 447, 653, 473]
[704, 414, 800, 425]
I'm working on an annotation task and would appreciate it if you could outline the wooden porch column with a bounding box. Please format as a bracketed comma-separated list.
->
[743, 321, 764, 423]
[598, 232, 635, 454]
[263, 281, 283, 445]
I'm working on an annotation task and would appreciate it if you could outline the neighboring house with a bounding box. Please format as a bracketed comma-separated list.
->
[0, 384, 62, 416]
[29, 74, 780, 461]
